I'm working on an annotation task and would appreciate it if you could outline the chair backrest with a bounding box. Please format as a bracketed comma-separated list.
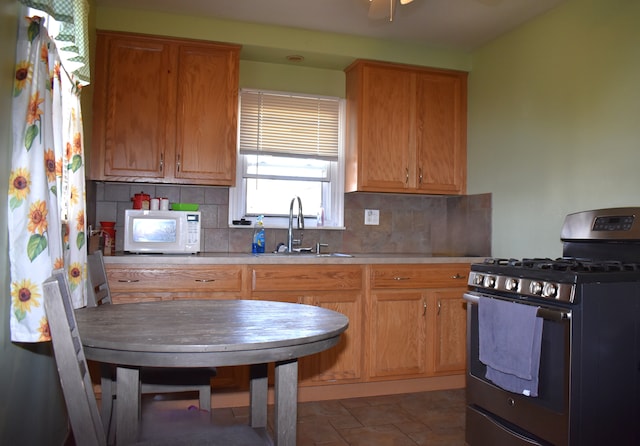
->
[43, 270, 107, 446]
[86, 250, 112, 307]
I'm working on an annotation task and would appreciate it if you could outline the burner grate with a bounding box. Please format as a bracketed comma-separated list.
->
[482, 257, 640, 273]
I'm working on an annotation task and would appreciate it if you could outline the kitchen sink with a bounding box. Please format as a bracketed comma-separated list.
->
[249, 252, 353, 258]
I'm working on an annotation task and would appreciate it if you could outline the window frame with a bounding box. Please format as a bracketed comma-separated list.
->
[229, 89, 345, 229]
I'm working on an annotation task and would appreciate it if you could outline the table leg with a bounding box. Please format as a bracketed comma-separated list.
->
[249, 363, 268, 428]
[274, 359, 298, 446]
[116, 366, 140, 445]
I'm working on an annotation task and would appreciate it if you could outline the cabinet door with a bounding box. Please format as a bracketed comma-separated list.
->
[250, 265, 364, 385]
[368, 290, 427, 379]
[415, 71, 467, 194]
[302, 292, 363, 384]
[99, 36, 172, 179]
[357, 64, 414, 191]
[429, 288, 467, 374]
[174, 44, 239, 184]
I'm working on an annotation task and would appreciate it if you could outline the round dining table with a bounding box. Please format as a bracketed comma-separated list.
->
[75, 299, 349, 446]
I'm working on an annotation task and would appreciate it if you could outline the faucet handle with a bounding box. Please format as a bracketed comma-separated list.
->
[316, 242, 329, 254]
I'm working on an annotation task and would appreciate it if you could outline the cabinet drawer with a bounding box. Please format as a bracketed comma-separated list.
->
[370, 264, 469, 289]
[106, 265, 243, 293]
[251, 265, 363, 292]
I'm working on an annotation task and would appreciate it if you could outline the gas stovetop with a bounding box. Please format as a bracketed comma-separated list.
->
[470, 208, 640, 304]
[469, 257, 640, 304]
[482, 257, 640, 272]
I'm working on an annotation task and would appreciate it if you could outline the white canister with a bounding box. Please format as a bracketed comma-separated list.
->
[150, 198, 160, 210]
[160, 198, 170, 211]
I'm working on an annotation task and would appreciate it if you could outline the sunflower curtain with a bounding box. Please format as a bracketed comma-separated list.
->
[8, 14, 87, 342]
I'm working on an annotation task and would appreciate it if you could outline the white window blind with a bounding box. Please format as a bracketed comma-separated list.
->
[239, 89, 340, 161]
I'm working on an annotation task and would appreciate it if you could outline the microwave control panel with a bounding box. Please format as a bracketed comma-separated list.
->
[186, 213, 200, 245]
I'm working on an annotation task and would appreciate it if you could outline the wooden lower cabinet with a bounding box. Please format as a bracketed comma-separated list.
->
[431, 288, 468, 374]
[250, 265, 364, 386]
[368, 289, 428, 378]
[367, 264, 469, 381]
[102, 261, 469, 402]
[104, 263, 247, 390]
[105, 264, 244, 302]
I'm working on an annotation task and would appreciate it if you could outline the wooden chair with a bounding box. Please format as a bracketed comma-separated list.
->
[44, 270, 108, 446]
[86, 251, 215, 436]
[45, 271, 268, 446]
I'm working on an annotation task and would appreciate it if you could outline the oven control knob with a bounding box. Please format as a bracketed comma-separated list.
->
[543, 282, 558, 298]
[474, 274, 485, 286]
[529, 281, 543, 295]
[505, 278, 519, 291]
[483, 275, 496, 288]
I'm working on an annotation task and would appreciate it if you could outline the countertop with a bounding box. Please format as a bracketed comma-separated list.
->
[103, 252, 487, 265]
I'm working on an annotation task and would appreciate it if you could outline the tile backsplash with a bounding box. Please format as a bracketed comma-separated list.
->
[88, 181, 491, 256]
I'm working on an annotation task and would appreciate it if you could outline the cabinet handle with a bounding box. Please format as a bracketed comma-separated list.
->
[176, 154, 181, 172]
[437, 300, 441, 316]
[418, 167, 423, 184]
[451, 273, 466, 280]
[393, 276, 410, 281]
[423, 300, 427, 316]
[159, 153, 163, 172]
[194, 278, 216, 283]
[118, 279, 139, 283]
[405, 168, 409, 184]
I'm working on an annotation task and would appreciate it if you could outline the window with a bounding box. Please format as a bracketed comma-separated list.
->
[229, 89, 345, 228]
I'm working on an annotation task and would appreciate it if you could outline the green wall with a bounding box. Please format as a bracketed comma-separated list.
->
[0, 1, 69, 445]
[467, 0, 640, 258]
[95, 5, 473, 99]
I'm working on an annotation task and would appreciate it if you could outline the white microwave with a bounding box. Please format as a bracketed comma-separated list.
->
[123, 210, 201, 254]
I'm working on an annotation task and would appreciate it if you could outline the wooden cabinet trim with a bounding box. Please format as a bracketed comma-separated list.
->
[106, 265, 243, 293]
[250, 265, 363, 292]
[370, 263, 470, 289]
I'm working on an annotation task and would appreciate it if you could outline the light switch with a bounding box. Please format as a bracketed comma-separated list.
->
[365, 209, 379, 225]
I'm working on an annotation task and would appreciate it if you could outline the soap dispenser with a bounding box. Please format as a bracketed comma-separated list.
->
[252, 215, 265, 253]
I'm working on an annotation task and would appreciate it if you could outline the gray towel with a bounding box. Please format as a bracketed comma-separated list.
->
[478, 296, 543, 397]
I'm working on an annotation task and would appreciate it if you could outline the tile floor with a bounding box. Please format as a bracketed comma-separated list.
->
[140, 389, 466, 446]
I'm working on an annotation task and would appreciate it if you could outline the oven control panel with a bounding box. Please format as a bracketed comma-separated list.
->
[561, 207, 640, 241]
[468, 271, 575, 303]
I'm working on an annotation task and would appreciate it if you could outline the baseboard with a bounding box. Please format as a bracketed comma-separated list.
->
[212, 374, 466, 408]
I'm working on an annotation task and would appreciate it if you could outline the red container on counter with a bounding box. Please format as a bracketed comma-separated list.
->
[100, 221, 116, 256]
[131, 192, 150, 210]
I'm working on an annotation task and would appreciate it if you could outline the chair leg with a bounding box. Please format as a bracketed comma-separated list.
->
[198, 384, 212, 413]
[100, 375, 114, 437]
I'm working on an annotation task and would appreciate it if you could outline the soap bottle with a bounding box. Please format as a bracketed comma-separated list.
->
[252, 215, 265, 253]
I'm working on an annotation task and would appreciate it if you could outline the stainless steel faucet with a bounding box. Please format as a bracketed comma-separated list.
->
[287, 196, 304, 252]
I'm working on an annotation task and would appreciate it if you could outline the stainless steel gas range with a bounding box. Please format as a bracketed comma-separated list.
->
[464, 207, 640, 446]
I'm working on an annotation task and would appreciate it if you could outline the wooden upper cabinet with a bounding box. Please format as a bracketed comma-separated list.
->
[345, 60, 467, 195]
[90, 31, 240, 185]
[99, 36, 170, 179]
[415, 71, 467, 193]
[348, 63, 414, 191]
[174, 44, 238, 183]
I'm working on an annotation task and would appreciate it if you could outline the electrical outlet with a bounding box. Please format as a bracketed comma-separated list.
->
[365, 209, 380, 225]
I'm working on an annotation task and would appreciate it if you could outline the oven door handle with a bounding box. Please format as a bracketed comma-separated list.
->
[463, 292, 572, 322]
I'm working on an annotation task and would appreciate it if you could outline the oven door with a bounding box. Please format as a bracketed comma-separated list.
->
[464, 291, 571, 446]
